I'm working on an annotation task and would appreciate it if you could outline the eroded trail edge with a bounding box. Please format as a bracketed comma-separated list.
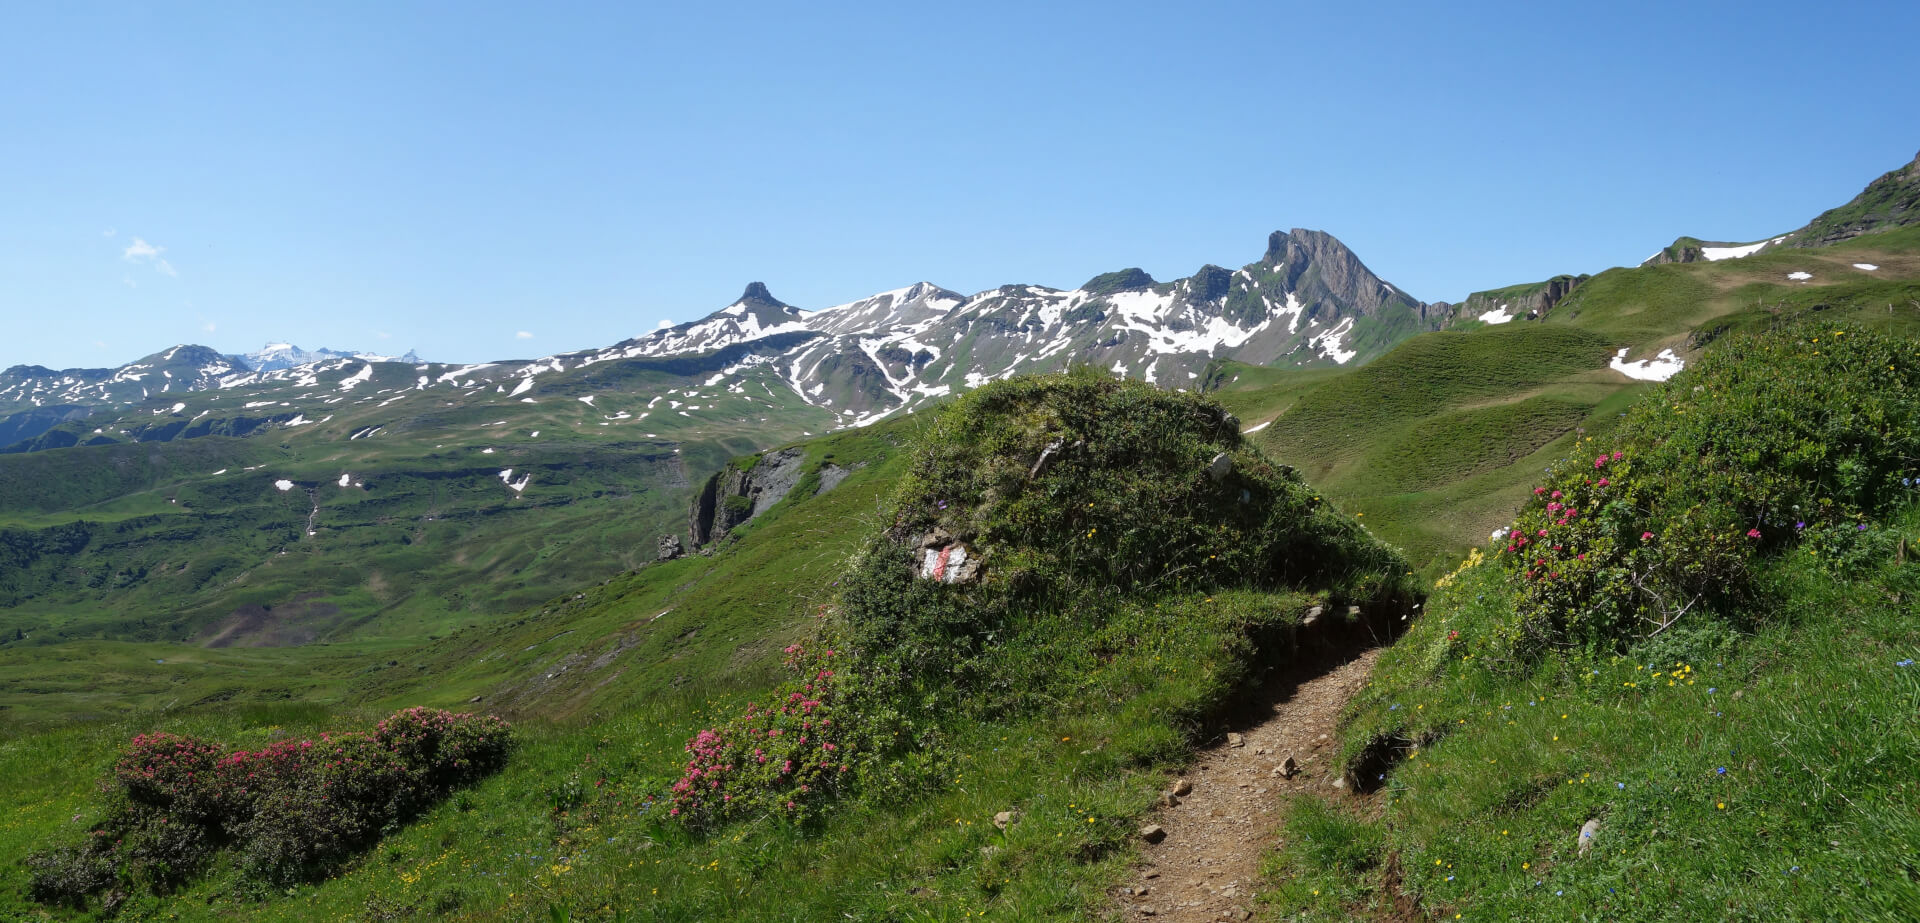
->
[1120, 647, 1381, 921]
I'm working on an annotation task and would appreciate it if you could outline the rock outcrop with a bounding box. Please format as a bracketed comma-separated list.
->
[1432, 273, 1589, 326]
[688, 448, 808, 547]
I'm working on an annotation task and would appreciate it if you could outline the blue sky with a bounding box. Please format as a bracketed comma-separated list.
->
[3, 1, 1916, 369]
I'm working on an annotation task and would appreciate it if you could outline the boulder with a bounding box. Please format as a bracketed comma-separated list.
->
[657, 534, 685, 561]
[1207, 452, 1233, 482]
[1577, 818, 1601, 857]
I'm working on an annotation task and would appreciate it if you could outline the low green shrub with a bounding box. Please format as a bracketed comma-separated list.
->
[27, 708, 513, 907]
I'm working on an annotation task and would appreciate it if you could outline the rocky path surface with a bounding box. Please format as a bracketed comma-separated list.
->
[1118, 647, 1381, 922]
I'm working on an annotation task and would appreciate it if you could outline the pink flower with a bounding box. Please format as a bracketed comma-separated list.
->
[1551, 490, 1563, 500]
[1597, 478, 1610, 487]
[1747, 528, 1762, 539]
[1641, 531, 1655, 541]
[1595, 455, 1609, 469]
[1534, 487, 1547, 496]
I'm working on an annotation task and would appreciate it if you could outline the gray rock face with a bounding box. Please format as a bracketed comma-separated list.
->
[1264, 228, 1406, 320]
[1435, 273, 1590, 327]
[688, 447, 808, 547]
[815, 461, 863, 495]
[657, 534, 685, 561]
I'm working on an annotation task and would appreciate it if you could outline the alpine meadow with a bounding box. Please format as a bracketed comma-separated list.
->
[5, 8, 1920, 920]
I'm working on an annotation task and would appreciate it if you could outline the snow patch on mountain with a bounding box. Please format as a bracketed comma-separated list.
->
[1609, 347, 1685, 381]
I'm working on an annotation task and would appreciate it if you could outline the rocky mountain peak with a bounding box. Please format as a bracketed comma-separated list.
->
[1186, 264, 1233, 302]
[1262, 228, 1402, 316]
[1080, 268, 1156, 296]
[736, 282, 789, 310]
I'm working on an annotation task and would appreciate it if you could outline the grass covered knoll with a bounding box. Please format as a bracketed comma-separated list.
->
[662, 369, 1419, 835]
[1265, 322, 1920, 920]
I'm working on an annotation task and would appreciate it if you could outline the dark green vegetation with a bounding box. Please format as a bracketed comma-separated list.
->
[28, 709, 512, 907]
[1267, 323, 1920, 920]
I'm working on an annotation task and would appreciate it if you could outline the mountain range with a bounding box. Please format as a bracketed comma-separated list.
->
[1, 228, 1439, 451]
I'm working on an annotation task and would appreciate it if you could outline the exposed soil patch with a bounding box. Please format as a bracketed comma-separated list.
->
[1119, 647, 1380, 922]
[201, 594, 340, 648]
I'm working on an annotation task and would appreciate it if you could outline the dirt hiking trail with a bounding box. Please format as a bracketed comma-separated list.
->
[1117, 647, 1381, 921]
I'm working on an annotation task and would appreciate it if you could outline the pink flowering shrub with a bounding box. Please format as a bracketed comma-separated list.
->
[669, 643, 900, 828]
[115, 732, 227, 820]
[28, 708, 512, 905]
[1491, 322, 1920, 658]
[1500, 450, 1756, 655]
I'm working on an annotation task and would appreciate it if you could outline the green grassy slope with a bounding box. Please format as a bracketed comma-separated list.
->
[0, 344, 845, 655]
[1, 375, 1417, 922]
[1264, 322, 1920, 920]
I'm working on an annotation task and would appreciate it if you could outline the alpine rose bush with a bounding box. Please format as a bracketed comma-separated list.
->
[28, 708, 513, 906]
[670, 643, 899, 827]
[1491, 322, 1920, 658]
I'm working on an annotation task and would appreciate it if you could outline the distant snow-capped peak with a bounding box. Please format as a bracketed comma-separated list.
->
[235, 342, 423, 372]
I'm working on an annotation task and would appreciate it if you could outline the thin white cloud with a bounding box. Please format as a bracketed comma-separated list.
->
[376, 330, 392, 340]
[102, 228, 116, 237]
[515, 330, 534, 340]
[655, 319, 673, 330]
[203, 322, 217, 333]
[122, 237, 177, 276]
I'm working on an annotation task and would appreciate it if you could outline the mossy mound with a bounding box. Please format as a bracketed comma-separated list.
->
[666, 371, 1419, 830]
[835, 369, 1415, 712]
[883, 369, 1405, 596]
